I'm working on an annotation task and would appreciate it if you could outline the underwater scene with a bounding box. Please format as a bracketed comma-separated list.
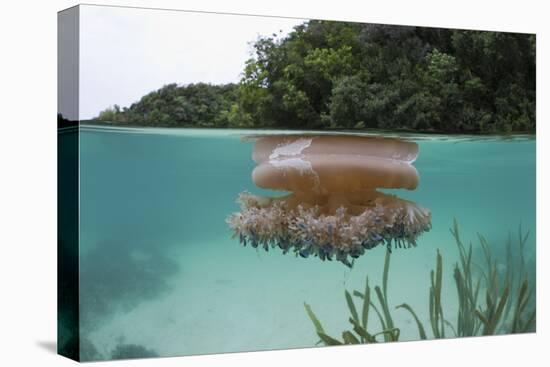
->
[76, 125, 535, 360]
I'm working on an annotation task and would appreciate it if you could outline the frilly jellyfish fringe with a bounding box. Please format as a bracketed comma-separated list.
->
[304, 220, 536, 345]
[227, 191, 431, 267]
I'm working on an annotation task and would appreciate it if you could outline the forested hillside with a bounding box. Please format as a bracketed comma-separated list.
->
[94, 21, 536, 133]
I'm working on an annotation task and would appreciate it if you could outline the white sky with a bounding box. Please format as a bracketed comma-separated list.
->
[79, 5, 304, 119]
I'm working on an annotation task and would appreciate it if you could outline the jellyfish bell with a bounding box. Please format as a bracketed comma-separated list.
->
[253, 155, 419, 194]
[252, 135, 419, 164]
[227, 134, 432, 267]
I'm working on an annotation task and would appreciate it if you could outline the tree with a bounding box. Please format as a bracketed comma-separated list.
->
[93, 21, 535, 133]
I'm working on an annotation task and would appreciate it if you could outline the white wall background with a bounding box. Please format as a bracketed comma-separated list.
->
[0, 0, 548, 366]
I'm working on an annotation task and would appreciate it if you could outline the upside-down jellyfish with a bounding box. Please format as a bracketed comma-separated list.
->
[227, 135, 431, 267]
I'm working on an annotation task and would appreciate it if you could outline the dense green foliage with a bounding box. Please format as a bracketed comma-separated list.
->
[95, 21, 535, 133]
[97, 83, 240, 127]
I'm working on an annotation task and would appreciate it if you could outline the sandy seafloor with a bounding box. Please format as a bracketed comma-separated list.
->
[77, 127, 536, 359]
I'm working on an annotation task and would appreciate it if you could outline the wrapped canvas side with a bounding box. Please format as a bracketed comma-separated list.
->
[57, 6, 80, 362]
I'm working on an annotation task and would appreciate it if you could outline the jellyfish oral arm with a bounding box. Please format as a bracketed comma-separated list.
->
[228, 190, 431, 266]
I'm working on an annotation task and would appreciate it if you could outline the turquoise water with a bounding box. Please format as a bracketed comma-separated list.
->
[77, 126, 535, 360]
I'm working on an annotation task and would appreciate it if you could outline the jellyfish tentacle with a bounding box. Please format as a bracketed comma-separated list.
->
[227, 190, 431, 266]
